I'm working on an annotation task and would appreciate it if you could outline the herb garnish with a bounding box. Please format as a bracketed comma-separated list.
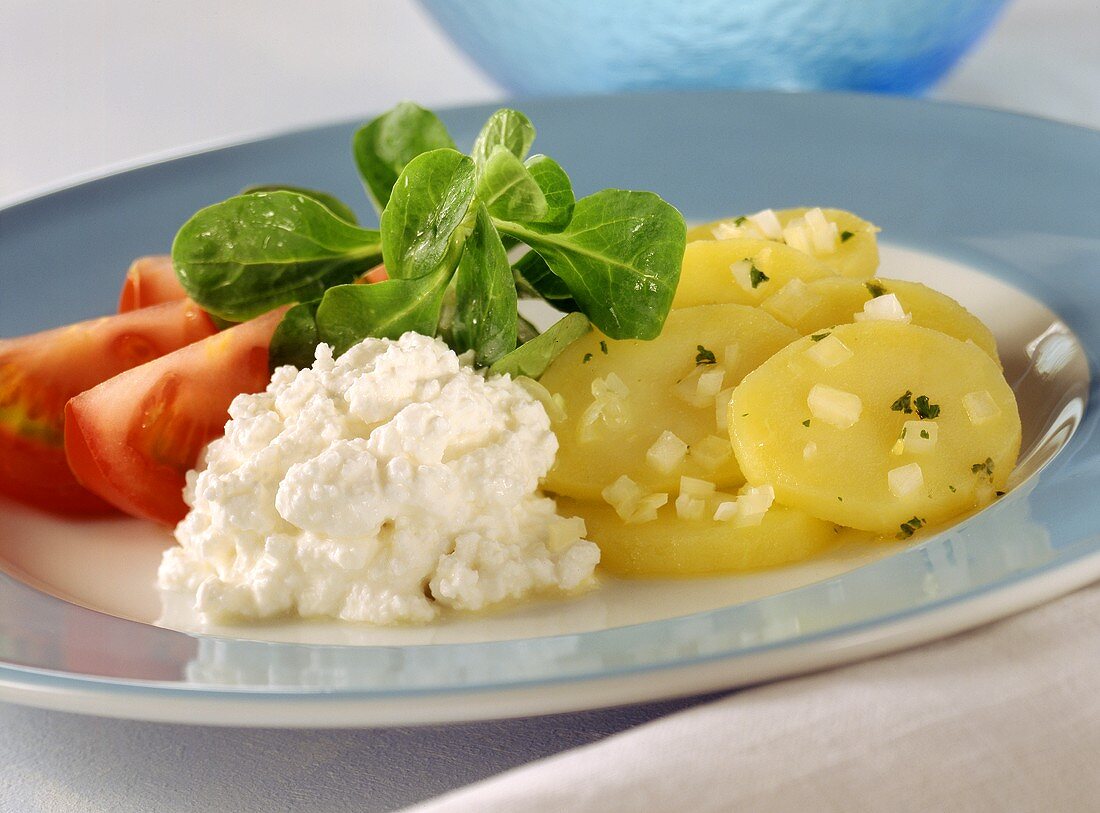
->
[695, 345, 717, 365]
[971, 458, 994, 477]
[749, 264, 769, 289]
[810, 332, 830, 342]
[802, 419, 810, 427]
[173, 102, 687, 378]
[599, 340, 609, 355]
[920, 429, 930, 439]
[897, 516, 926, 539]
[582, 353, 593, 364]
[841, 230, 855, 242]
[891, 390, 940, 419]
[733, 216, 747, 226]
[865, 280, 888, 298]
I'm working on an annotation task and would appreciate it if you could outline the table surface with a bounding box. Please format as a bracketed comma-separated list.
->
[2, 1, 1099, 810]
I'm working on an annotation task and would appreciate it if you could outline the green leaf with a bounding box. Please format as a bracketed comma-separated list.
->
[353, 102, 456, 210]
[522, 154, 574, 231]
[512, 250, 579, 311]
[475, 147, 549, 223]
[315, 269, 452, 356]
[380, 149, 477, 280]
[452, 204, 517, 366]
[490, 313, 591, 379]
[471, 108, 536, 167]
[242, 185, 359, 224]
[269, 300, 321, 371]
[499, 190, 686, 340]
[172, 191, 382, 322]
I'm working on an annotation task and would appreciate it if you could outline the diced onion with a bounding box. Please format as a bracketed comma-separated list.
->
[854, 293, 911, 323]
[782, 221, 813, 255]
[696, 367, 725, 399]
[602, 475, 645, 520]
[680, 476, 717, 498]
[730, 259, 755, 292]
[646, 430, 688, 474]
[689, 434, 734, 472]
[804, 334, 853, 369]
[547, 516, 587, 554]
[765, 278, 820, 323]
[891, 439, 905, 456]
[514, 376, 567, 423]
[675, 493, 707, 520]
[901, 420, 938, 453]
[748, 208, 783, 240]
[713, 501, 740, 522]
[714, 387, 734, 431]
[715, 484, 774, 527]
[723, 344, 741, 370]
[963, 390, 1001, 425]
[592, 372, 629, 400]
[627, 492, 668, 524]
[804, 207, 839, 254]
[803, 441, 818, 460]
[888, 463, 924, 498]
[807, 384, 862, 429]
[712, 221, 742, 240]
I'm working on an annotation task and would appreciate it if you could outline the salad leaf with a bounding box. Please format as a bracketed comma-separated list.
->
[353, 102, 456, 210]
[242, 185, 359, 224]
[315, 269, 451, 356]
[452, 204, 518, 366]
[471, 108, 536, 167]
[475, 147, 549, 224]
[268, 300, 321, 371]
[380, 149, 477, 280]
[513, 250, 579, 311]
[172, 191, 382, 322]
[523, 154, 574, 231]
[499, 190, 686, 340]
[490, 313, 591, 379]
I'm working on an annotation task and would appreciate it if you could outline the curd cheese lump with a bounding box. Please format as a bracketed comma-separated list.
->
[158, 332, 600, 624]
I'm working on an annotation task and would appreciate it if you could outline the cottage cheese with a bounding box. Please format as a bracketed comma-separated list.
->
[158, 332, 600, 624]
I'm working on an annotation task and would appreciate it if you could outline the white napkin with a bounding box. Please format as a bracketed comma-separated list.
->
[406, 580, 1100, 812]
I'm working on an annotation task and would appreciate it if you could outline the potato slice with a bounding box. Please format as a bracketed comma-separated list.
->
[728, 322, 1021, 534]
[687, 207, 879, 279]
[562, 497, 838, 576]
[541, 304, 799, 500]
[673, 237, 836, 309]
[761, 277, 1000, 362]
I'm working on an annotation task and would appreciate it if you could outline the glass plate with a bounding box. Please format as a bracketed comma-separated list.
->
[1, 91, 1098, 727]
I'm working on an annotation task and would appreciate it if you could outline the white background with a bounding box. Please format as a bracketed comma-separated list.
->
[2, 1, 1100, 811]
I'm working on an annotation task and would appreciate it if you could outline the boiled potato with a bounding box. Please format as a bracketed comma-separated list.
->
[728, 322, 1021, 534]
[541, 304, 799, 500]
[687, 207, 879, 279]
[563, 497, 839, 576]
[673, 237, 836, 309]
[761, 277, 1000, 362]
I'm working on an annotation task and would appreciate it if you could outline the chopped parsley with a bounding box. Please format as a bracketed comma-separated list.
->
[733, 215, 747, 226]
[802, 419, 811, 427]
[695, 345, 717, 365]
[810, 332, 831, 342]
[841, 230, 855, 243]
[996, 490, 1006, 497]
[837, 496, 843, 502]
[948, 485, 957, 493]
[582, 353, 593, 364]
[971, 458, 994, 477]
[865, 280, 888, 298]
[920, 429, 930, 439]
[901, 427, 908, 439]
[891, 390, 940, 419]
[891, 390, 913, 413]
[913, 395, 940, 420]
[749, 264, 769, 289]
[599, 340, 608, 355]
[897, 516, 926, 539]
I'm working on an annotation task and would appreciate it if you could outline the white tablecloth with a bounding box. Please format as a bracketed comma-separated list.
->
[2, 1, 1099, 811]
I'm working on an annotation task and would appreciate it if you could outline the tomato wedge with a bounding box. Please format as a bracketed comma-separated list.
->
[65, 308, 286, 525]
[118, 255, 189, 312]
[0, 300, 217, 515]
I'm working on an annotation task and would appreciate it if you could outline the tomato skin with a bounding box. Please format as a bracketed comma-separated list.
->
[65, 308, 286, 525]
[0, 299, 217, 516]
[118, 256, 189, 312]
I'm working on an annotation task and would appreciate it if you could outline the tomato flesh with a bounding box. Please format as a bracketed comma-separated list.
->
[118, 255, 189, 312]
[0, 300, 217, 515]
[65, 308, 286, 525]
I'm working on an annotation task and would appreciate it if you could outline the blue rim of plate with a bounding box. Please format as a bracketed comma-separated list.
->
[1, 90, 1099, 704]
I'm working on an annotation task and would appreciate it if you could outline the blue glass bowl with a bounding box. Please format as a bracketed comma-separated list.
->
[420, 0, 1007, 95]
